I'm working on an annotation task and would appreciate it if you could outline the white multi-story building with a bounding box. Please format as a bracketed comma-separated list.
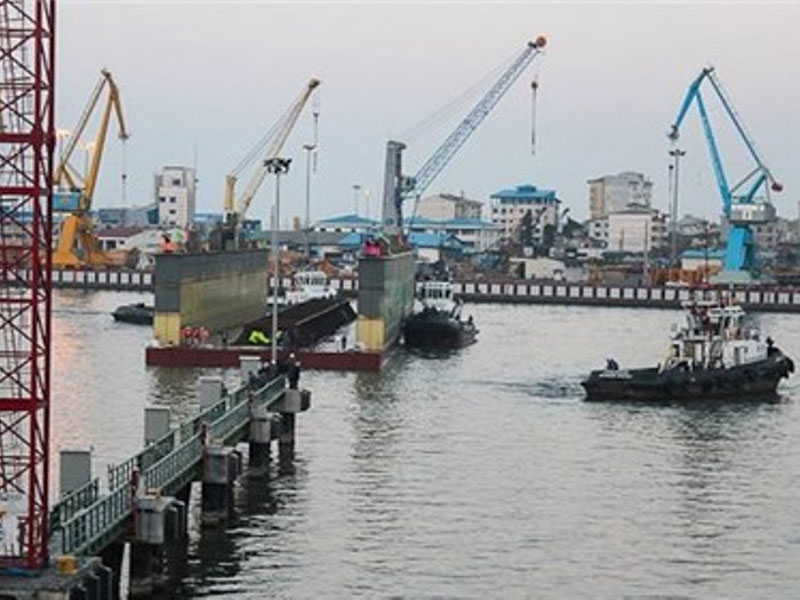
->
[607, 206, 668, 253]
[416, 193, 483, 221]
[588, 171, 653, 219]
[586, 217, 609, 245]
[490, 184, 560, 241]
[155, 166, 196, 228]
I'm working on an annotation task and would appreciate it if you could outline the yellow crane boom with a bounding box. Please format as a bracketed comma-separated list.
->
[53, 69, 129, 267]
[222, 78, 320, 248]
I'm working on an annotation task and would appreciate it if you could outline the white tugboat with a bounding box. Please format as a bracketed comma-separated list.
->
[582, 295, 794, 401]
[285, 270, 335, 305]
[402, 280, 478, 350]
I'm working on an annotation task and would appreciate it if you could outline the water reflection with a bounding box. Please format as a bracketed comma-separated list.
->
[49, 293, 800, 597]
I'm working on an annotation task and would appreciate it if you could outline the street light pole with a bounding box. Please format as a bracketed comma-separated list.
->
[669, 148, 686, 266]
[265, 157, 292, 364]
[352, 184, 361, 215]
[303, 144, 316, 259]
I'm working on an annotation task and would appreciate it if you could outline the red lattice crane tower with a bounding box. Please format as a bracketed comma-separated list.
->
[0, 0, 55, 569]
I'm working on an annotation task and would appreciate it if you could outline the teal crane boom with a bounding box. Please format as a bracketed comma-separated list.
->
[381, 36, 547, 234]
[668, 67, 782, 275]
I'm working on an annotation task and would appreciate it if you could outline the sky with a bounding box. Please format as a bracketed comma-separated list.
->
[58, 1, 800, 226]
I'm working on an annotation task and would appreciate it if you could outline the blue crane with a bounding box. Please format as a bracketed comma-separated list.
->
[381, 36, 547, 234]
[668, 67, 782, 276]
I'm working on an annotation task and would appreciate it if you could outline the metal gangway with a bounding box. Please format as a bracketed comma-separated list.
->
[48, 375, 288, 558]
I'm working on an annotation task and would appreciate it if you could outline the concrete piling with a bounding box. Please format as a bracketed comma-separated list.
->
[276, 388, 311, 464]
[129, 493, 186, 597]
[99, 541, 123, 599]
[144, 407, 170, 446]
[129, 542, 155, 598]
[248, 404, 272, 471]
[278, 413, 296, 463]
[201, 446, 242, 525]
[199, 376, 226, 411]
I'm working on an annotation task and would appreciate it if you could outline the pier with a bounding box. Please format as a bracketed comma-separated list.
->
[0, 364, 310, 599]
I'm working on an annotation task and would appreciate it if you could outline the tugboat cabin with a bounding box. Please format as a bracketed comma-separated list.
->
[419, 280, 455, 312]
[661, 300, 767, 372]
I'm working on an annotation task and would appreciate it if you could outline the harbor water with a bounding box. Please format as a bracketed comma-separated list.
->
[53, 290, 800, 598]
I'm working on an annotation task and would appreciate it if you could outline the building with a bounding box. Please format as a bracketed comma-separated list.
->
[95, 226, 147, 252]
[415, 193, 483, 221]
[586, 217, 609, 246]
[313, 214, 379, 234]
[588, 171, 653, 219]
[607, 206, 668, 253]
[155, 166, 196, 228]
[490, 184, 560, 241]
[406, 216, 501, 252]
[680, 248, 725, 272]
[96, 203, 158, 228]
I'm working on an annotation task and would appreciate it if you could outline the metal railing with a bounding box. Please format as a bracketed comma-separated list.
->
[108, 429, 177, 490]
[143, 434, 203, 494]
[60, 484, 131, 556]
[58, 375, 287, 556]
[50, 477, 100, 535]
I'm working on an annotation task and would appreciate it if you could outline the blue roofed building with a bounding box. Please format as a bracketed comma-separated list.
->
[680, 248, 725, 272]
[313, 214, 379, 234]
[406, 215, 501, 252]
[491, 184, 560, 241]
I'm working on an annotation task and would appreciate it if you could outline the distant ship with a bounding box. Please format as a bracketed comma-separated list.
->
[582, 296, 794, 401]
[403, 280, 478, 351]
[112, 302, 154, 325]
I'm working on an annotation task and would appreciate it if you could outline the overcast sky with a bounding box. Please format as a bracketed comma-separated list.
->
[58, 1, 800, 226]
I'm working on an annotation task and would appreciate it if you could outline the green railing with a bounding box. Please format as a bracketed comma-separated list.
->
[143, 435, 203, 493]
[58, 375, 287, 556]
[60, 484, 131, 555]
[50, 477, 100, 535]
[108, 429, 177, 490]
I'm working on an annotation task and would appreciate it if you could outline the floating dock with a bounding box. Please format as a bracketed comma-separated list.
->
[146, 344, 388, 371]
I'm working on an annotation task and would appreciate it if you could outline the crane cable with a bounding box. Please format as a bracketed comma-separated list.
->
[230, 102, 293, 177]
[121, 137, 128, 206]
[531, 77, 538, 155]
[399, 47, 521, 144]
[312, 100, 320, 174]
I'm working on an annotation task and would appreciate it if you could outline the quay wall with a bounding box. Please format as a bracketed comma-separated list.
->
[43, 268, 800, 314]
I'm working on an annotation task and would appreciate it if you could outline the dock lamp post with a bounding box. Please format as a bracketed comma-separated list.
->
[352, 184, 361, 215]
[669, 148, 686, 266]
[266, 157, 292, 364]
[303, 143, 316, 259]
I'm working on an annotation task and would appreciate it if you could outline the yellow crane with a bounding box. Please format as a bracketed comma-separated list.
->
[53, 69, 129, 267]
[221, 78, 320, 249]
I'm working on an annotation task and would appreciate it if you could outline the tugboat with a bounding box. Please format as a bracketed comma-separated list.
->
[402, 280, 478, 350]
[285, 270, 335, 305]
[582, 295, 794, 401]
[112, 302, 154, 325]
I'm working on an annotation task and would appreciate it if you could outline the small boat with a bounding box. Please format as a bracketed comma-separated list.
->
[285, 270, 335, 305]
[112, 302, 154, 325]
[582, 295, 794, 401]
[403, 280, 478, 350]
